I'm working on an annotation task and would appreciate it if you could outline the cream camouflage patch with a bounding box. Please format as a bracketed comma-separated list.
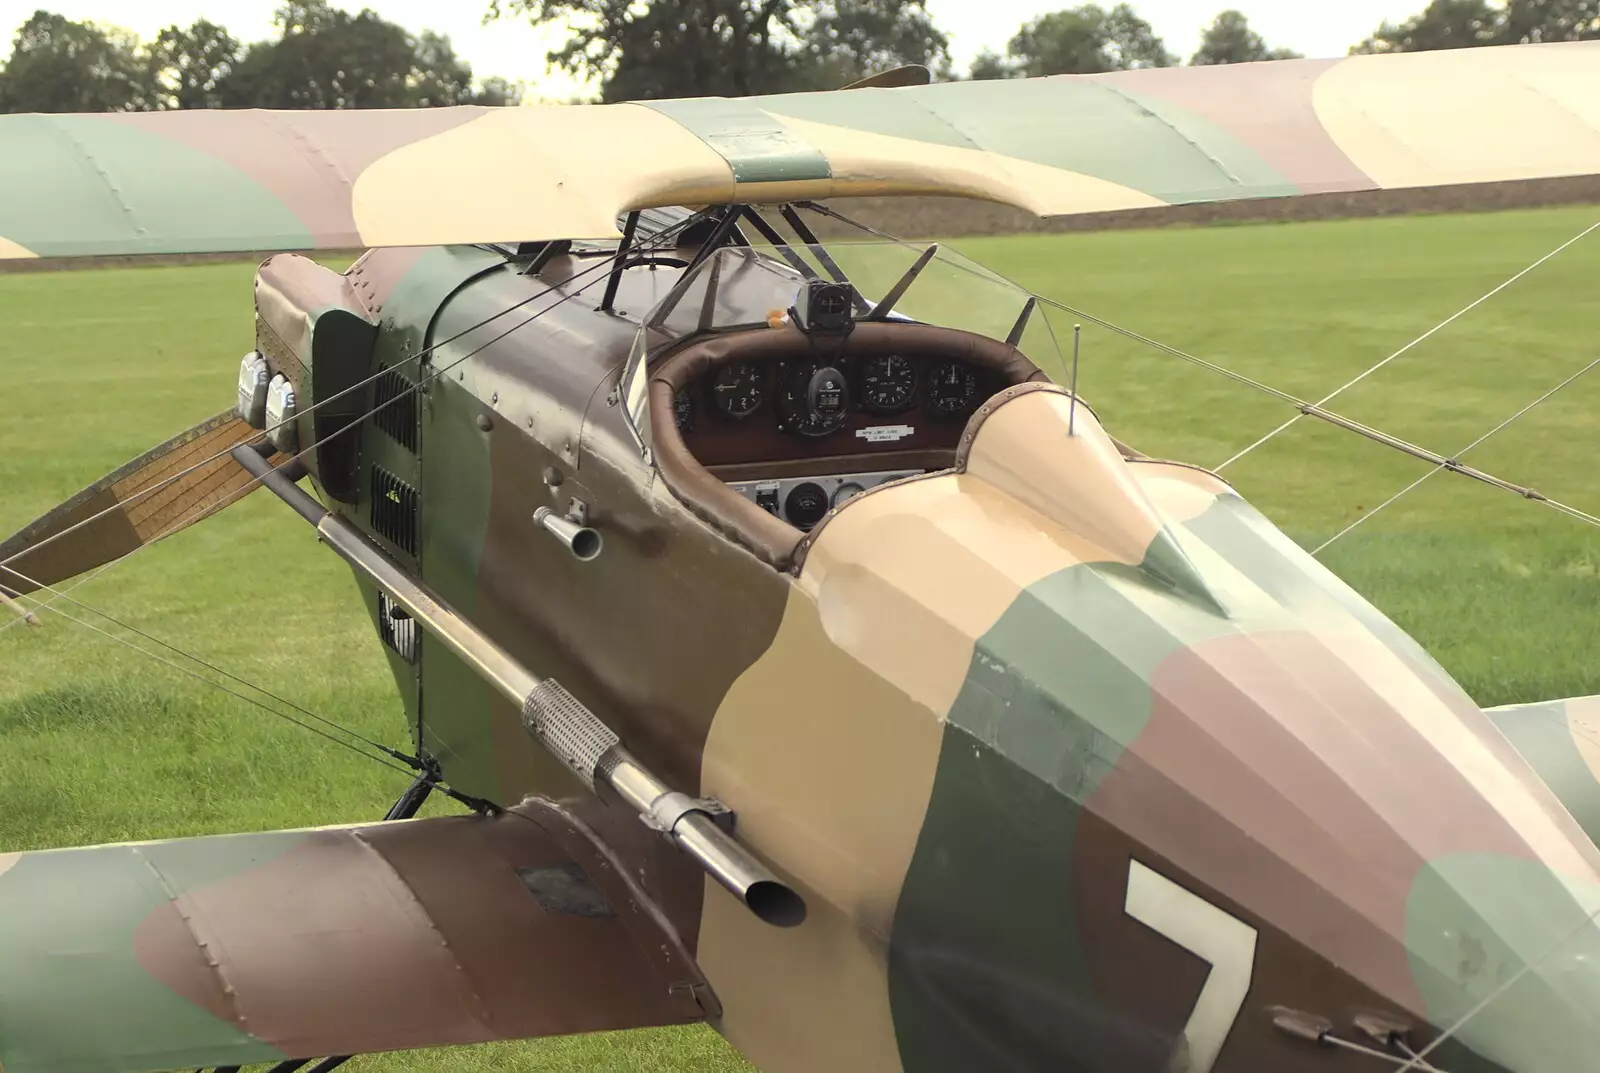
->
[1315, 44, 1600, 189]
[768, 112, 1169, 215]
[352, 106, 736, 246]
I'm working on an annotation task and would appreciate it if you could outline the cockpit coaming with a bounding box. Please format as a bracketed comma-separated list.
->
[603, 220, 1073, 568]
[646, 316, 1048, 569]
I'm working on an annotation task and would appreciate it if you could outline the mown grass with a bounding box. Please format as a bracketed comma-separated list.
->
[1, 204, 1598, 1070]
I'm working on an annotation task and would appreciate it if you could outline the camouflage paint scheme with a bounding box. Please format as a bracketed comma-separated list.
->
[5, 42, 1600, 1073]
[9, 235, 1600, 1072]
[0, 42, 1599, 259]
[1486, 696, 1600, 849]
[0, 800, 708, 1072]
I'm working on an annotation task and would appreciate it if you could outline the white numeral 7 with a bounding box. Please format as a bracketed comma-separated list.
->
[1125, 859, 1259, 1073]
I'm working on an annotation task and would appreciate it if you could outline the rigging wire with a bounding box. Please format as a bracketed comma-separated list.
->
[797, 202, 1600, 542]
[1312, 352, 1600, 555]
[1216, 218, 1600, 472]
[0, 215, 703, 790]
[1027, 290, 1600, 537]
[1394, 903, 1600, 1073]
[0, 213, 709, 818]
[0, 209, 713, 586]
[1320, 1033, 1448, 1071]
[11, 593, 419, 780]
[0, 563, 413, 766]
[795, 202, 1600, 787]
[0, 211, 706, 641]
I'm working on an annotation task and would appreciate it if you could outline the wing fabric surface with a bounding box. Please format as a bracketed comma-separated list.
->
[0, 410, 282, 599]
[2, 41, 1598, 259]
[0, 801, 706, 1073]
[1488, 695, 1600, 851]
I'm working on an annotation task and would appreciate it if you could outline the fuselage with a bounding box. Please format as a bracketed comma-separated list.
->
[252, 238, 1600, 1073]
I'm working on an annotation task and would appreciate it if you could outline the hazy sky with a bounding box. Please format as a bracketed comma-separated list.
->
[0, 0, 1415, 98]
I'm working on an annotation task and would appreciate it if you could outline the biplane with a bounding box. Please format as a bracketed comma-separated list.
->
[0, 41, 1599, 1073]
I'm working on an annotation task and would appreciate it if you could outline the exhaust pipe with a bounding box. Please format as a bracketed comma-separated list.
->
[234, 445, 804, 928]
[533, 506, 603, 561]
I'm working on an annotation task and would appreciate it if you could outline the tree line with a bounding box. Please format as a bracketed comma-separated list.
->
[0, 1, 522, 112]
[1, 0, 1596, 113]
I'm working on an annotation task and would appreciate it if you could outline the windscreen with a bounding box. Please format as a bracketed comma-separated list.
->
[621, 240, 1074, 444]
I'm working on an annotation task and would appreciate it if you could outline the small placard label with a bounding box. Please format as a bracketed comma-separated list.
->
[857, 425, 914, 444]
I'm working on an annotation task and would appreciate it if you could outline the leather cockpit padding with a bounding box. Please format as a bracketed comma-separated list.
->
[648, 322, 1048, 572]
[650, 372, 805, 569]
[952, 382, 1096, 472]
[792, 383, 1083, 568]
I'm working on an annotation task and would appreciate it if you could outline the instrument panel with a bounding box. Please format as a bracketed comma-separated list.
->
[726, 469, 920, 530]
[674, 352, 999, 468]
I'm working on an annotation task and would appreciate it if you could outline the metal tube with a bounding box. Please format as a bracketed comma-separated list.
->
[236, 443, 540, 703]
[1069, 324, 1081, 436]
[235, 445, 805, 927]
[532, 506, 603, 561]
[778, 203, 870, 314]
[604, 749, 672, 813]
[674, 812, 805, 927]
[599, 211, 639, 313]
[603, 746, 806, 929]
[866, 243, 938, 322]
[315, 515, 539, 703]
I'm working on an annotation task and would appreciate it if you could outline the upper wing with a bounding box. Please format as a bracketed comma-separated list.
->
[3, 41, 1598, 260]
[0, 801, 706, 1073]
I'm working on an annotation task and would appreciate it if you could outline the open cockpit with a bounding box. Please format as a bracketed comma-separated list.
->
[586, 205, 1083, 566]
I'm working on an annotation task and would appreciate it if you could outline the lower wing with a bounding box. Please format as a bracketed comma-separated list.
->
[1486, 695, 1600, 850]
[0, 800, 708, 1073]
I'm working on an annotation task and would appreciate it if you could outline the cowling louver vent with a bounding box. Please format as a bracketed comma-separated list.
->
[371, 466, 419, 555]
[378, 592, 417, 663]
[373, 365, 418, 451]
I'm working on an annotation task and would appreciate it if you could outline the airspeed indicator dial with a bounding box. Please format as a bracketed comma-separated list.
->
[860, 354, 917, 414]
[711, 361, 765, 419]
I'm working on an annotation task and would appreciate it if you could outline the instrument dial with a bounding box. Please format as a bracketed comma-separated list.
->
[711, 361, 765, 419]
[784, 482, 831, 530]
[673, 389, 695, 433]
[777, 362, 851, 438]
[925, 361, 979, 418]
[860, 354, 917, 414]
[831, 482, 866, 508]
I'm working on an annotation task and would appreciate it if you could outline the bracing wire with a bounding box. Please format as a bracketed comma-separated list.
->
[12, 594, 419, 780]
[0, 211, 707, 641]
[1217, 218, 1600, 472]
[1312, 353, 1600, 554]
[1394, 904, 1600, 1072]
[1320, 1034, 1448, 1071]
[0, 565, 414, 767]
[1026, 290, 1600, 538]
[0, 213, 706, 781]
[800, 201, 1600, 543]
[0, 209, 712, 586]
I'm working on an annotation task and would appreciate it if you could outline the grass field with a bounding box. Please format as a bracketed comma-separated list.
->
[2, 204, 1599, 1070]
